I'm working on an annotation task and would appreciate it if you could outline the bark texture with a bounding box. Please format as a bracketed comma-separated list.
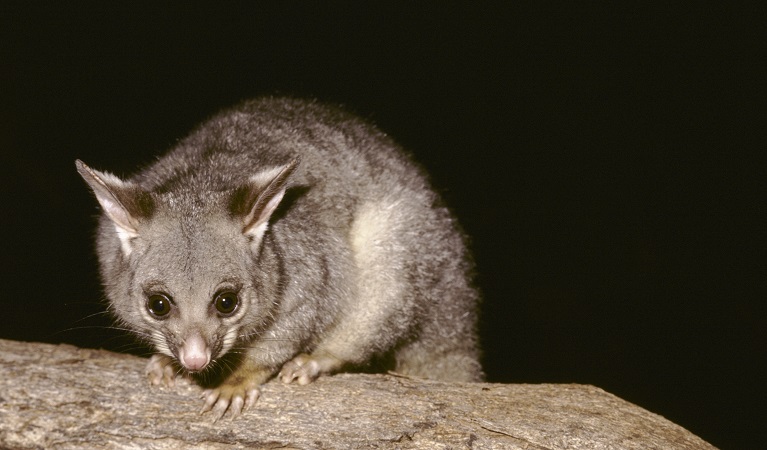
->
[0, 339, 714, 449]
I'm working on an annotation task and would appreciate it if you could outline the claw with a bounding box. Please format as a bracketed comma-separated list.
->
[244, 387, 261, 410]
[200, 389, 220, 415]
[210, 397, 230, 423]
[228, 396, 245, 419]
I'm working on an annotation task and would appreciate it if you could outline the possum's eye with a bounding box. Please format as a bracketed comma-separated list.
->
[147, 293, 173, 318]
[213, 291, 239, 316]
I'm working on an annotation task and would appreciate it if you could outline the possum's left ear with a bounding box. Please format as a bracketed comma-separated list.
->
[231, 158, 299, 248]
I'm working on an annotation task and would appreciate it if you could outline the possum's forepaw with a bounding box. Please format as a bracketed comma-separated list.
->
[146, 354, 184, 388]
[200, 375, 262, 422]
[279, 353, 341, 385]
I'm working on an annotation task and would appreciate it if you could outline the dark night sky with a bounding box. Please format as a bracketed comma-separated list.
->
[1, 3, 763, 448]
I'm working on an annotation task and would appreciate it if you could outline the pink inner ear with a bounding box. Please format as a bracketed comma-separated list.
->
[243, 187, 286, 239]
[241, 159, 299, 239]
[99, 195, 137, 234]
[77, 161, 139, 234]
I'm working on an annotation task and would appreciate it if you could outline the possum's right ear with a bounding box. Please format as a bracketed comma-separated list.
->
[75, 160, 153, 255]
[230, 158, 299, 250]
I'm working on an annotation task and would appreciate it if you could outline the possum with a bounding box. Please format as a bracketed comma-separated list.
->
[76, 97, 482, 419]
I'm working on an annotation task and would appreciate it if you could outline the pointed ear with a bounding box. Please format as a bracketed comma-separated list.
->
[75, 160, 154, 255]
[230, 159, 299, 248]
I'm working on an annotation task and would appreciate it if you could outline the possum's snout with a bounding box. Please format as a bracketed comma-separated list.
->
[178, 333, 212, 371]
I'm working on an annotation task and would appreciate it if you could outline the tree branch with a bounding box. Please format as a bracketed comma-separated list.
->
[0, 340, 713, 449]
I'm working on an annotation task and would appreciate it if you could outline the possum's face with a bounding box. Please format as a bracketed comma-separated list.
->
[132, 222, 264, 371]
[76, 158, 297, 372]
[123, 215, 275, 373]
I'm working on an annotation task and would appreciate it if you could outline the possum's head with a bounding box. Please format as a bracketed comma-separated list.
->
[76, 159, 298, 372]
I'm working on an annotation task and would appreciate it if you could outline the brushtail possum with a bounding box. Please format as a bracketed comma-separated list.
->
[76, 98, 482, 419]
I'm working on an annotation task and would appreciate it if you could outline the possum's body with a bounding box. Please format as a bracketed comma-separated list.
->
[77, 98, 482, 419]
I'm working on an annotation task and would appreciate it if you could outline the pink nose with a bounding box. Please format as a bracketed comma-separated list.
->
[182, 353, 208, 371]
[178, 334, 211, 371]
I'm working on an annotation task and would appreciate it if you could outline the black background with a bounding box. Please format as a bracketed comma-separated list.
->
[1, 3, 763, 448]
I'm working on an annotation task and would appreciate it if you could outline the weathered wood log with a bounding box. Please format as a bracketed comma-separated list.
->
[0, 339, 713, 449]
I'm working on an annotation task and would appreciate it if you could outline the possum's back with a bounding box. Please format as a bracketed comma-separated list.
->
[131, 98, 432, 212]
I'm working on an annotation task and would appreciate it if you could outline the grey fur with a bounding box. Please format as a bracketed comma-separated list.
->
[77, 98, 482, 417]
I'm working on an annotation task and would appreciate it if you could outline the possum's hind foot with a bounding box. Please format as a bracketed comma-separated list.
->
[278, 353, 343, 385]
